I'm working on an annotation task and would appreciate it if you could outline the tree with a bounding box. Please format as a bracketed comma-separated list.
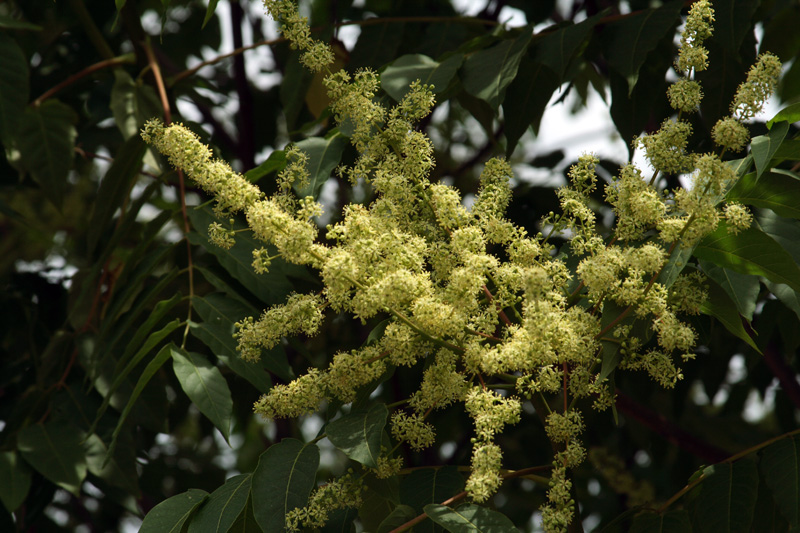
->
[1, 0, 799, 531]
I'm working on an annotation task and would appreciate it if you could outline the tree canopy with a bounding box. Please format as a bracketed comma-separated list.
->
[1, 0, 800, 532]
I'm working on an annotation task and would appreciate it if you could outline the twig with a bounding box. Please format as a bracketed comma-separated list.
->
[33, 56, 134, 106]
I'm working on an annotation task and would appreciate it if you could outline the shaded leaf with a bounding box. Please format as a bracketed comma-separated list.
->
[0, 451, 32, 512]
[767, 102, 800, 129]
[17, 100, 77, 208]
[322, 507, 359, 533]
[534, 15, 599, 83]
[503, 56, 560, 156]
[228, 495, 263, 533]
[765, 282, 800, 322]
[349, 22, 405, 71]
[17, 420, 87, 496]
[401, 466, 464, 533]
[600, 1, 682, 94]
[140, 489, 208, 533]
[326, 403, 388, 468]
[713, 0, 759, 57]
[727, 171, 800, 220]
[377, 505, 417, 533]
[699, 260, 759, 321]
[203, 0, 220, 28]
[424, 503, 519, 533]
[699, 276, 760, 353]
[0, 16, 42, 31]
[0, 32, 29, 143]
[188, 474, 252, 533]
[629, 510, 691, 533]
[381, 53, 463, 101]
[84, 433, 139, 496]
[244, 150, 286, 183]
[171, 346, 234, 442]
[758, 209, 800, 263]
[759, 434, 800, 529]
[293, 131, 349, 200]
[462, 25, 533, 110]
[252, 439, 319, 533]
[751, 122, 789, 180]
[694, 221, 800, 293]
[691, 461, 759, 533]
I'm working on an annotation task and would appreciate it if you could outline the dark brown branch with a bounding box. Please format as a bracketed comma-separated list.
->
[762, 342, 800, 411]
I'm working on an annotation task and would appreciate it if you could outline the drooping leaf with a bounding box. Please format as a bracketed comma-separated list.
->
[202, 0, 220, 28]
[424, 503, 519, 533]
[171, 346, 234, 442]
[462, 25, 533, 110]
[326, 403, 388, 468]
[0, 16, 42, 31]
[110, 69, 162, 140]
[192, 292, 290, 384]
[712, 0, 760, 57]
[244, 149, 287, 183]
[188, 474, 252, 533]
[699, 260, 759, 321]
[502, 56, 560, 156]
[140, 489, 209, 533]
[751, 122, 789, 180]
[699, 276, 760, 353]
[0, 32, 29, 143]
[629, 510, 691, 533]
[348, 22, 405, 71]
[694, 221, 800, 293]
[17, 420, 87, 496]
[293, 130, 349, 200]
[534, 15, 600, 83]
[381, 53, 464, 101]
[17, 100, 77, 208]
[759, 434, 800, 529]
[727, 171, 800, 220]
[0, 451, 32, 512]
[87, 135, 147, 254]
[691, 461, 759, 533]
[766, 102, 800, 129]
[600, 0, 682, 94]
[187, 205, 300, 306]
[377, 505, 418, 533]
[765, 282, 800, 322]
[252, 439, 320, 533]
[758, 209, 800, 263]
[83, 432, 140, 496]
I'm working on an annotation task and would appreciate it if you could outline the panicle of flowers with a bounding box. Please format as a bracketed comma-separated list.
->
[675, 0, 714, 73]
[263, 0, 334, 72]
[285, 473, 363, 532]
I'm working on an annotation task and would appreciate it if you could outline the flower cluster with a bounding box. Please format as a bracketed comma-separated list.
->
[140, 1, 781, 531]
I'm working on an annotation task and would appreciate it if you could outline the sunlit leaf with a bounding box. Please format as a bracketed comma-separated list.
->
[699, 260, 759, 321]
[751, 122, 789, 180]
[171, 346, 234, 442]
[293, 131, 349, 200]
[17, 420, 87, 496]
[766, 102, 800, 128]
[424, 503, 519, 533]
[326, 403, 388, 468]
[381, 53, 463, 101]
[699, 277, 760, 353]
[140, 489, 208, 533]
[252, 439, 319, 533]
[727, 171, 800, 220]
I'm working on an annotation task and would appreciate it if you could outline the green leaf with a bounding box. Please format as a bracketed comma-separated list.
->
[767, 102, 800, 128]
[17, 100, 77, 208]
[759, 434, 800, 529]
[87, 135, 147, 254]
[244, 149, 286, 183]
[502, 56, 560, 156]
[534, 15, 599, 83]
[187, 205, 297, 306]
[17, 420, 87, 496]
[751, 122, 789, 180]
[424, 503, 519, 533]
[293, 131, 349, 200]
[171, 346, 234, 442]
[83, 432, 140, 496]
[699, 260, 759, 321]
[115, 0, 127, 10]
[765, 282, 800, 322]
[0, 16, 42, 31]
[691, 461, 759, 533]
[110, 69, 162, 140]
[699, 277, 760, 353]
[629, 510, 691, 533]
[0, 451, 32, 512]
[727, 171, 800, 220]
[462, 25, 533, 110]
[600, 1, 682, 94]
[203, 0, 220, 28]
[381, 53, 464, 101]
[326, 403, 388, 468]
[192, 292, 290, 382]
[694, 221, 800, 293]
[227, 496, 262, 533]
[758, 209, 800, 264]
[377, 505, 418, 533]
[400, 466, 464, 532]
[713, 0, 760, 57]
[106, 344, 173, 464]
[252, 438, 320, 533]
[0, 32, 29, 143]
[348, 22, 405, 71]
[140, 489, 209, 533]
[188, 474, 252, 533]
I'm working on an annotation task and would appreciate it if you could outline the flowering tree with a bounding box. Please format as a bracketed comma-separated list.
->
[1, 0, 799, 532]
